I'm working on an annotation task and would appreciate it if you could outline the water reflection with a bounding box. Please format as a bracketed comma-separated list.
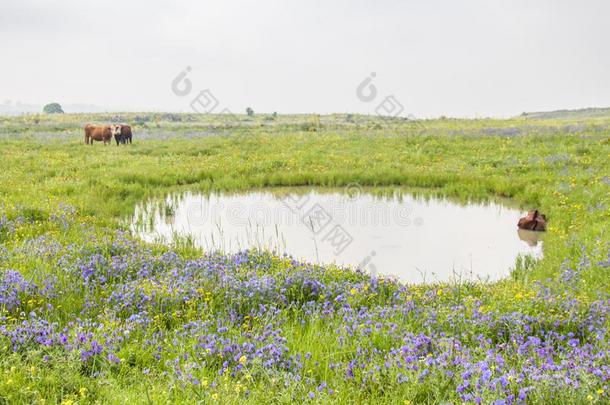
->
[517, 229, 544, 247]
[129, 189, 543, 283]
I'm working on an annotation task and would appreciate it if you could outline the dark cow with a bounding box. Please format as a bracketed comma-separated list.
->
[84, 124, 115, 145]
[517, 210, 547, 231]
[113, 124, 133, 145]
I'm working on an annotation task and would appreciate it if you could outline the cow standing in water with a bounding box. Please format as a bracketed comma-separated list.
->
[113, 124, 133, 145]
[84, 124, 115, 145]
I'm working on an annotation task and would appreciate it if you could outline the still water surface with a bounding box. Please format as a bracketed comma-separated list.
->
[129, 189, 543, 283]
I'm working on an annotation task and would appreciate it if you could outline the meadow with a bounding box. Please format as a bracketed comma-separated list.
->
[0, 112, 608, 404]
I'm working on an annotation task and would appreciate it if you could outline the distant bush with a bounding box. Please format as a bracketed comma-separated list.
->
[264, 112, 278, 121]
[300, 114, 321, 131]
[110, 115, 127, 123]
[134, 115, 152, 124]
[246, 107, 254, 117]
[42, 103, 64, 114]
[161, 113, 182, 122]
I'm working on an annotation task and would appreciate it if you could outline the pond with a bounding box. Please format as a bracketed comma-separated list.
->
[129, 189, 543, 283]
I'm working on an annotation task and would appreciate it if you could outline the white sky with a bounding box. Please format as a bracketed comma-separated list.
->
[1, 0, 609, 117]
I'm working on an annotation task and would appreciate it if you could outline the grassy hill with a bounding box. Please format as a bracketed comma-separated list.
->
[520, 107, 610, 120]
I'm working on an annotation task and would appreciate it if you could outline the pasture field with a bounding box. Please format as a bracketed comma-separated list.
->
[0, 113, 609, 404]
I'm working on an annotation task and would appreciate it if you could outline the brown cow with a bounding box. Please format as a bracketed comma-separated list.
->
[517, 210, 547, 231]
[84, 124, 116, 145]
[112, 124, 133, 145]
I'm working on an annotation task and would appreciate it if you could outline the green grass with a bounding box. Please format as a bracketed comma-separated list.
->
[1, 113, 607, 288]
[0, 113, 608, 403]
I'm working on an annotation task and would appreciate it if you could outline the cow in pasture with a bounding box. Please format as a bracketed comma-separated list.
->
[113, 124, 133, 145]
[517, 210, 547, 231]
[84, 124, 115, 145]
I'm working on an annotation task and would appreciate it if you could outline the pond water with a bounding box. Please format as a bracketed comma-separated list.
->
[129, 189, 543, 283]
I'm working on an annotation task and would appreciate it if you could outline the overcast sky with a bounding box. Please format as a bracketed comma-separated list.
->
[1, 0, 609, 117]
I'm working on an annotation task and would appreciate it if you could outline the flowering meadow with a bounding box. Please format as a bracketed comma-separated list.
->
[0, 113, 608, 403]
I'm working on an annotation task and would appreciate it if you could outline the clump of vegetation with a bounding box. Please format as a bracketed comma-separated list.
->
[301, 113, 321, 131]
[42, 102, 64, 114]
